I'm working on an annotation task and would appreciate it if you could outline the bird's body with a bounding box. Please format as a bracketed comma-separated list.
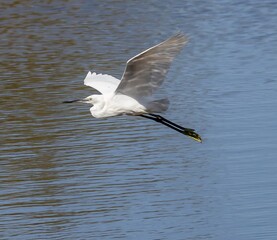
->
[87, 93, 148, 118]
[83, 71, 170, 118]
[64, 33, 202, 142]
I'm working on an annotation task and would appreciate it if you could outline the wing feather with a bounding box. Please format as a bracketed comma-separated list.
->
[84, 71, 120, 95]
[115, 33, 188, 99]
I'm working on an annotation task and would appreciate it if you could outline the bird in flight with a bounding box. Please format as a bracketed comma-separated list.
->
[64, 33, 202, 142]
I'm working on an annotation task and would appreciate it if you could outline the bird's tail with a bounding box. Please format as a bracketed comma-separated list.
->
[147, 98, 170, 112]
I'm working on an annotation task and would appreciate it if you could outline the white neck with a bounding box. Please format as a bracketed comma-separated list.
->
[89, 95, 105, 118]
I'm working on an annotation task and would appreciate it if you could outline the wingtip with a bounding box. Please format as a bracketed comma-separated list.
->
[86, 71, 98, 76]
[85, 71, 92, 77]
[84, 71, 92, 86]
[171, 32, 189, 44]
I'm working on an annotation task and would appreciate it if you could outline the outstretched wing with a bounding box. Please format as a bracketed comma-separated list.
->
[115, 33, 188, 99]
[84, 71, 120, 95]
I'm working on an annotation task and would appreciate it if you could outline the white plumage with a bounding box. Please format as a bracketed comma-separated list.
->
[84, 71, 120, 95]
[64, 33, 202, 142]
[81, 33, 187, 118]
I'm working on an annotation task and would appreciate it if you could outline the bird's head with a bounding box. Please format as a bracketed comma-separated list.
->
[63, 95, 97, 105]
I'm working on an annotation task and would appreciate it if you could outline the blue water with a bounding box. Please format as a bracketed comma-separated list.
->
[1, 1, 277, 239]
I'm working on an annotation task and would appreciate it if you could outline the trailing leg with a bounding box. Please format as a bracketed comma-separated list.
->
[140, 114, 202, 142]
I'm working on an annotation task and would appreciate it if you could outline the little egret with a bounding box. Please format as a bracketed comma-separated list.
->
[64, 33, 202, 142]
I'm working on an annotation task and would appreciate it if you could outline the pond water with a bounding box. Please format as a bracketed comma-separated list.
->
[1, 1, 277, 239]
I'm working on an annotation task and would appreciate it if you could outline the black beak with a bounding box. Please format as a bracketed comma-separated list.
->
[62, 99, 80, 103]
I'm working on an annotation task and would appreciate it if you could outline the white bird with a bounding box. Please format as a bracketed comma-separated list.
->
[64, 33, 202, 142]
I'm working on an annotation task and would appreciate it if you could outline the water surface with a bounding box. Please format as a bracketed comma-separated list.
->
[1, 1, 277, 239]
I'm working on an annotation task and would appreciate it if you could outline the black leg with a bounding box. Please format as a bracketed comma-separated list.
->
[140, 114, 202, 143]
[149, 113, 195, 132]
